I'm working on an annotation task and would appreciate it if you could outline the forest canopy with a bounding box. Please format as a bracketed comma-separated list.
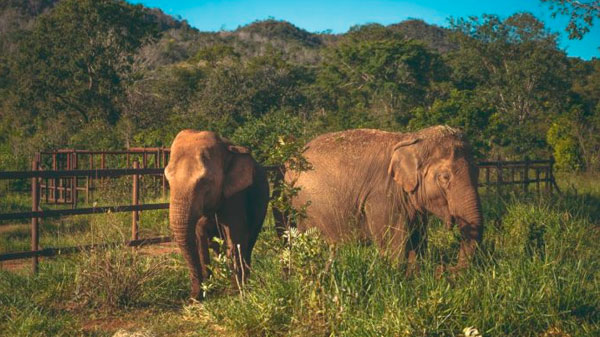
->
[1, 0, 599, 171]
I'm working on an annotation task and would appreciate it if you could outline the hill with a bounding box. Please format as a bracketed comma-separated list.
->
[390, 19, 456, 53]
[0, 0, 598, 174]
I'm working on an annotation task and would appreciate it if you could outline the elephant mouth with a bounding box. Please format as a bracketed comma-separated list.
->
[446, 215, 482, 232]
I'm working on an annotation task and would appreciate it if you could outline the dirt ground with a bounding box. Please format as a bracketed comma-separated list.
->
[0, 241, 178, 272]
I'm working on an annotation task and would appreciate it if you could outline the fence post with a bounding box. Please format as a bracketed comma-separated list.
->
[38, 152, 48, 203]
[511, 166, 515, 188]
[101, 153, 106, 184]
[496, 156, 502, 196]
[52, 153, 57, 203]
[87, 154, 92, 204]
[550, 156, 556, 194]
[535, 168, 540, 195]
[485, 167, 490, 193]
[65, 152, 71, 203]
[161, 149, 167, 199]
[132, 161, 140, 241]
[523, 158, 529, 193]
[72, 151, 78, 208]
[31, 159, 40, 274]
[154, 149, 160, 190]
[546, 165, 551, 194]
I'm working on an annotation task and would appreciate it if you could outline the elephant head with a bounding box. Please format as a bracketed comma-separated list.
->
[164, 130, 256, 298]
[388, 126, 483, 270]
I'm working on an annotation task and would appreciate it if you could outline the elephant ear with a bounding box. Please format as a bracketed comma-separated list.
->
[223, 145, 255, 198]
[388, 138, 420, 193]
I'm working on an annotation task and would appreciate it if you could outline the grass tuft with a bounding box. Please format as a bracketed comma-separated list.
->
[0, 176, 599, 336]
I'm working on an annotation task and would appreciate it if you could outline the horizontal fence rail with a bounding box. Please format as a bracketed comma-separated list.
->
[0, 236, 172, 262]
[0, 159, 283, 269]
[477, 159, 553, 166]
[31, 148, 171, 205]
[0, 203, 169, 222]
[0, 153, 556, 271]
[476, 158, 560, 194]
[0, 168, 165, 180]
[0, 160, 172, 270]
[39, 148, 170, 155]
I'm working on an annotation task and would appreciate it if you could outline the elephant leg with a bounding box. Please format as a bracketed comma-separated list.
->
[221, 222, 250, 284]
[368, 213, 423, 277]
[406, 214, 427, 257]
[195, 217, 213, 283]
[217, 192, 251, 284]
[246, 168, 269, 262]
[370, 221, 410, 265]
[405, 214, 427, 276]
[364, 193, 410, 263]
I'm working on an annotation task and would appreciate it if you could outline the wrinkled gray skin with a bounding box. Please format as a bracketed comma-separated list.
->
[165, 130, 269, 300]
[283, 126, 483, 272]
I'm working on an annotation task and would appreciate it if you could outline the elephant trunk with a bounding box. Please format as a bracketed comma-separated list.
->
[459, 193, 482, 233]
[169, 197, 204, 297]
[451, 183, 483, 269]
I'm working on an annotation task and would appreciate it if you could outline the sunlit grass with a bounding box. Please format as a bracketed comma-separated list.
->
[0, 174, 599, 336]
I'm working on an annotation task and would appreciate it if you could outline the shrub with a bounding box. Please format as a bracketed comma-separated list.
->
[71, 247, 185, 310]
[547, 119, 584, 171]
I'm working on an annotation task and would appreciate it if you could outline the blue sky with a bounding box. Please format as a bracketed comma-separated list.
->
[130, 0, 599, 60]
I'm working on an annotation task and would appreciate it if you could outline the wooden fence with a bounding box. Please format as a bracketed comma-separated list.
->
[0, 155, 558, 273]
[477, 158, 560, 194]
[36, 148, 170, 206]
[0, 159, 170, 273]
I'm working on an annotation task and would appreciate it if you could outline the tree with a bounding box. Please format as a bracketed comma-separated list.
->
[541, 0, 600, 39]
[553, 58, 600, 171]
[409, 89, 493, 158]
[3, 0, 159, 152]
[546, 105, 599, 170]
[315, 33, 446, 130]
[116, 47, 315, 148]
[448, 13, 571, 158]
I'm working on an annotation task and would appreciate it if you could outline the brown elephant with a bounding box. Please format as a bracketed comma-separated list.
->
[281, 126, 483, 272]
[164, 130, 269, 300]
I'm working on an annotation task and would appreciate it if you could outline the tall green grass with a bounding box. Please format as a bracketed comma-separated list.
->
[201, 190, 600, 336]
[0, 176, 599, 336]
[0, 177, 170, 254]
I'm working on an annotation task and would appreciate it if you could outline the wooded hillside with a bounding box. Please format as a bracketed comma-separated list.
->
[1, 0, 599, 171]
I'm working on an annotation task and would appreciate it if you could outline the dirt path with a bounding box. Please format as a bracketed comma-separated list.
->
[0, 241, 179, 273]
[0, 222, 27, 234]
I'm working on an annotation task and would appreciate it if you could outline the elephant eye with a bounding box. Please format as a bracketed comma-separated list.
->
[438, 172, 451, 183]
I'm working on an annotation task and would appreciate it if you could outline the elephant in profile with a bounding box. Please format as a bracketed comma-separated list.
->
[164, 130, 269, 300]
[280, 126, 483, 272]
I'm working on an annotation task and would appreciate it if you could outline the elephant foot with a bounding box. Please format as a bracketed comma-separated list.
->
[189, 292, 205, 303]
[434, 265, 445, 280]
[434, 263, 469, 280]
[404, 264, 420, 278]
[404, 250, 420, 278]
[188, 296, 203, 305]
[447, 263, 468, 274]
[190, 283, 206, 302]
